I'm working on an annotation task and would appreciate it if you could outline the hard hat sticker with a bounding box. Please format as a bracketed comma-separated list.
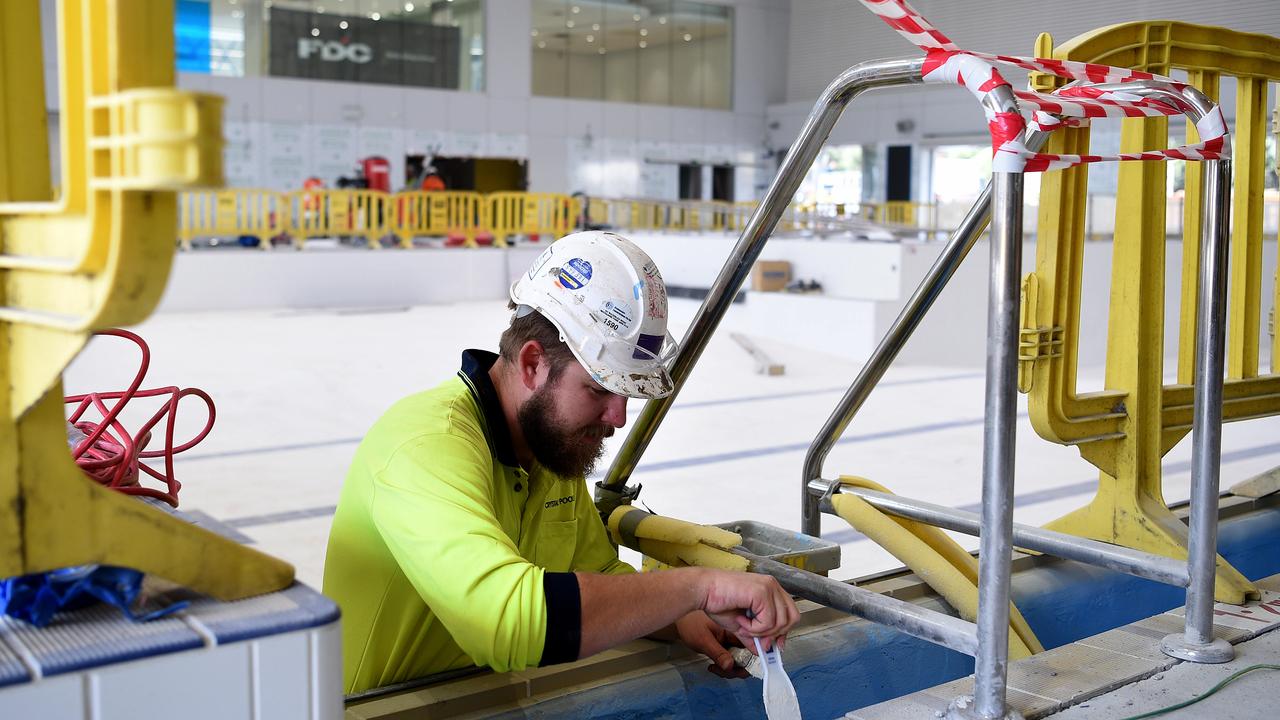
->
[558, 258, 593, 290]
[600, 299, 635, 334]
[528, 247, 555, 280]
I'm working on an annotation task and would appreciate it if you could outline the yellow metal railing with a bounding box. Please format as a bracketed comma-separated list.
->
[285, 189, 391, 249]
[1023, 22, 1280, 604]
[177, 190, 928, 248]
[393, 190, 485, 247]
[180, 188, 287, 250]
[487, 192, 577, 247]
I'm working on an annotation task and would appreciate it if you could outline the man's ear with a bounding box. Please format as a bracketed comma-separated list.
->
[516, 340, 548, 391]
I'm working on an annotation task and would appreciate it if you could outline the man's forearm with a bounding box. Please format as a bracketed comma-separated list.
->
[575, 567, 706, 658]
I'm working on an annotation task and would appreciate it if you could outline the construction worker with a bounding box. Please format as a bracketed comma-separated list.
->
[323, 231, 799, 694]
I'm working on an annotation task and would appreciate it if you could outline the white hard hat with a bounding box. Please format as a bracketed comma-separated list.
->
[511, 231, 678, 399]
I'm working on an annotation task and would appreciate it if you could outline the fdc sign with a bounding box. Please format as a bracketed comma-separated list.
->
[297, 39, 373, 63]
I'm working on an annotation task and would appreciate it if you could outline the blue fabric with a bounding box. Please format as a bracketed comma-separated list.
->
[0, 566, 188, 627]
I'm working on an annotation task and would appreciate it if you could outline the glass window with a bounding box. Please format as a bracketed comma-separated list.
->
[532, 0, 731, 109]
[176, 1, 485, 91]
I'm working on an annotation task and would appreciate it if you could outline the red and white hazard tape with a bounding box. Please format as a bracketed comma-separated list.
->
[859, 0, 1229, 173]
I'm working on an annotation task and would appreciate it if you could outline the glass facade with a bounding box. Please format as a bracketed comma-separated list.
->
[175, 0, 485, 91]
[531, 0, 732, 109]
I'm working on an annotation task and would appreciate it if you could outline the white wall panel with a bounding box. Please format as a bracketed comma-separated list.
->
[175, 0, 785, 195]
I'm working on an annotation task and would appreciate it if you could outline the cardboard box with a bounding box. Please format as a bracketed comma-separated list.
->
[751, 260, 792, 292]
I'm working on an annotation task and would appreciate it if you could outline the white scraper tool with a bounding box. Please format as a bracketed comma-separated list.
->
[753, 636, 802, 720]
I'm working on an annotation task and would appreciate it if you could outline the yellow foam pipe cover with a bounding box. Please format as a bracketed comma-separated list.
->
[835, 477, 1043, 657]
[634, 537, 750, 573]
[607, 506, 743, 551]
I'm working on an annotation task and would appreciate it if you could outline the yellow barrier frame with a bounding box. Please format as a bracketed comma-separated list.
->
[393, 190, 484, 247]
[1023, 23, 1280, 603]
[285, 188, 391, 249]
[0, 0, 293, 600]
[179, 188, 288, 250]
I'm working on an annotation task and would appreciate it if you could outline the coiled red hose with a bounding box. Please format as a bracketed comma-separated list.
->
[63, 329, 215, 507]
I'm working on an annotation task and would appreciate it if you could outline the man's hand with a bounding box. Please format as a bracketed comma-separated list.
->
[674, 611, 749, 678]
[698, 570, 799, 651]
[576, 567, 799, 660]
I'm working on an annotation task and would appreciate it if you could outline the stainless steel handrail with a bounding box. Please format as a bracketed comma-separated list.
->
[599, 56, 927, 494]
[595, 60, 1235, 720]
[821, 484, 1192, 587]
[797, 127, 1051, 537]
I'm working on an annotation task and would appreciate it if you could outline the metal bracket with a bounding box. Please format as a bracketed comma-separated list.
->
[817, 478, 841, 515]
[593, 480, 642, 526]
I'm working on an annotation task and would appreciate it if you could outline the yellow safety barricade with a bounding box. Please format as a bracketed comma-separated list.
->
[286, 189, 392, 249]
[585, 196, 610, 228]
[0, 0, 293, 600]
[487, 192, 576, 246]
[1022, 23, 1280, 603]
[863, 201, 927, 227]
[179, 189, 287, 250]
[393, 191, 484, 247]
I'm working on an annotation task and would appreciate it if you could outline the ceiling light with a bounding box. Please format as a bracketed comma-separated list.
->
[639, 28, 647, 36]
[658, 16, 667, 24]
[404, 2, 414, 11]
[633, 13, 641, 21]
[598, 48, 606, 55]
[683, 33, 692, 41]
[371, 12, 381, 20]
[531, 29, 539, 37]
[639, 40, 647, 48]
[571, 5, 580, 13]
[311, 27, 320, 36]
[585, 35, 594, 42]
[537, 40, 546, 48]
[566, 20, 575, 28]
[592, 23, 600, 31]
[316, 6, 325, 13]
[339, 20, 348, 29]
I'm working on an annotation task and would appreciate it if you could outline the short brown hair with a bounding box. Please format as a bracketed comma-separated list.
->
[498, 302, 578, 381]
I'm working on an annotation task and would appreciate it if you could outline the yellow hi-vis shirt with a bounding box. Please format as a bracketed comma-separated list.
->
[323, 350, 634, 694]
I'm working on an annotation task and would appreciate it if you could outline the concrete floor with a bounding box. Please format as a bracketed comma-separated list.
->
[64, 297, 1280, 589]
[1049, 627, 1280, 719]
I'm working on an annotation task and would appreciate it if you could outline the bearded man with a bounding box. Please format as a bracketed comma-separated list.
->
[323, 232, 798, 695]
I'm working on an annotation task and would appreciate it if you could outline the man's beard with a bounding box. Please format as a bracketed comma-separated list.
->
[517, 379, 613, 478]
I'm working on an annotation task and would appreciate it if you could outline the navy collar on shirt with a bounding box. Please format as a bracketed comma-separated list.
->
[458, 349, 520, 468]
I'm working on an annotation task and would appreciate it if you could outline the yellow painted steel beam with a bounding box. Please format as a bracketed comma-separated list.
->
[1, 0, 292, 600]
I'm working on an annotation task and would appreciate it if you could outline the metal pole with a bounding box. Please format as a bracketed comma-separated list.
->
[800, 184, 992, 535]
[731, 547, 980, 656]
[1161, 158, 1235, 664]
[828, 485, 1191, 587]
[600, 57, 926, 497]
[965, 170, 1023, 720]
[800, 130, 1051, 536]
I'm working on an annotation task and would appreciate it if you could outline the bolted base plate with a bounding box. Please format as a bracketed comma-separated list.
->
[945, 695, 1025, 720]
[1161, 633, 1234, 664]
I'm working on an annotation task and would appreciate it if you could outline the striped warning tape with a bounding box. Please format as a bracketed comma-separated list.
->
[859, 0, 1229, 172]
